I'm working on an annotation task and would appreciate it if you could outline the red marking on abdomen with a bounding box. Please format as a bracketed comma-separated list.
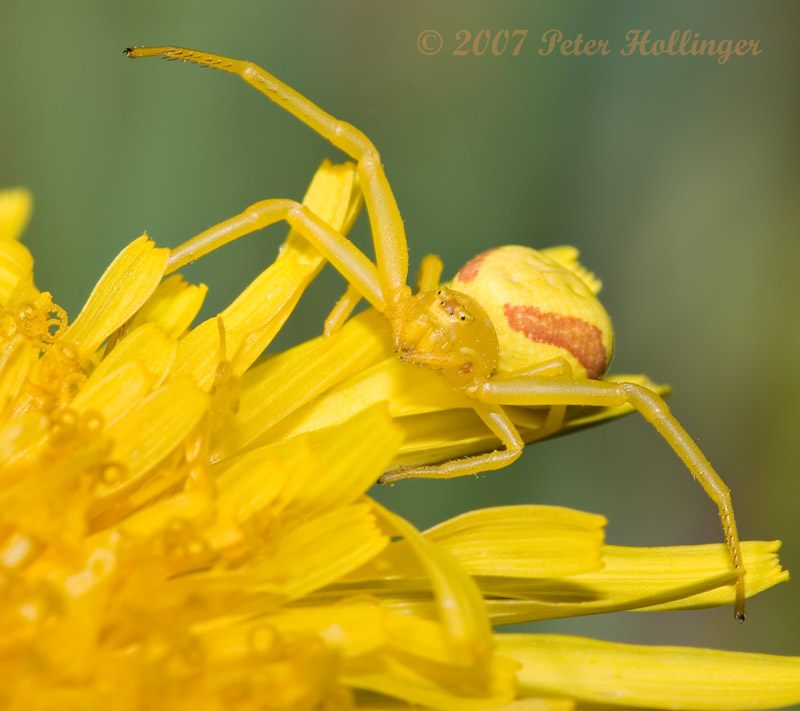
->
[503, 303, 607, 379]
[456, 248, 498, 283]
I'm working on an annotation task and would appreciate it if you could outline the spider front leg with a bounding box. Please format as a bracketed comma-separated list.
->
[474, 375, 746, 620]
[127, 46, 410, 306]
[416, 254, 444, 293]
[380, 401, 524, 483]
[165, 198, 385, 311]
[325, 253, 445, 337]
[381, 358, 577, 482]
[490, 358, 575, 435]
[324, 284, 363, 337]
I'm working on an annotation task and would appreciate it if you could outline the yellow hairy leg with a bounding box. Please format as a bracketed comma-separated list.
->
[126, 46, 409, 304]
[473, 376, 745, 619]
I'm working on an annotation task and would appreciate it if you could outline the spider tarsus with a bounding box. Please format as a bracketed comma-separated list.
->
[736, 610, 746, 624]
[378, 468, 404, 485]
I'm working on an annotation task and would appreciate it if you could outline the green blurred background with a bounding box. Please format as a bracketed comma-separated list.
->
[2, 0, 798, 662]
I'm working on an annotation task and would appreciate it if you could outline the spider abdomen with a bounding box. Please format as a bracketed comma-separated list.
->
[452, 245, 614, 379]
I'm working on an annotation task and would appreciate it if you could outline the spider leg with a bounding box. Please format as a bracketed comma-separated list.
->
[380, 402, 523, 483]
[166, 199, 385, 311]
[491, 359, 574, 434]
[474, 376, 746, 620]
[327, 245, 432, 335]
[416, 254, 444, 293]
[490, 358, 574, 382]
[324, 284, 362, 337]
[127, 46, 409, 304]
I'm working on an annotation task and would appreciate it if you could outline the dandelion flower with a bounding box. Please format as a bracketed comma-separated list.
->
[0, 163, 796, 710]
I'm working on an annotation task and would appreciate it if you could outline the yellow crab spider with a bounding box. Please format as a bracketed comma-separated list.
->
[126, 46, 745, 619]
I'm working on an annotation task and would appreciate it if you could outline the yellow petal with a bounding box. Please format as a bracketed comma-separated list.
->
[210, 444, 304, 547]
[345, 646, 518, 711]
[265, 354, 470, 441]
[268, 601, 388, 658]
[206, 404, 401, 549]
[170, 317, 229, 391]
[483, 541, 787, 625]
[185, 502, 389, 601]
[88, 375, 208, 523]
[487, 699, 574, 711]
[71, 362, 157, 428]
[606, 541, 788, 612]
[91, 322, 178, 386]
[497, 633, 800, 710]
[344, 505, 605, 589]
[227, 600, 512, 707]
[117, 490, 211, 539]
[64, 235, 169, 354]
[266, 502, 390, 599]
[0, 335, 35, 418]
[129, 273, 207, 338]
[374, 502, 493, 668]
[285, 404, 403, 519]
[0, 410, 49, 479]
[0, 240, 35, 307]
[541, 245, 602, 295]
[0, 188, 33, 241]
[211, 309, 392, 460]
[425, 506, 605, 578]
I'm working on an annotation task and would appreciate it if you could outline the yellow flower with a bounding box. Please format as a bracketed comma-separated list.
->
[0, 164, 796, 710]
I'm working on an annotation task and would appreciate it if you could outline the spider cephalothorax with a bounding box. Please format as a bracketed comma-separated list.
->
[389, 287, 499, 389]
